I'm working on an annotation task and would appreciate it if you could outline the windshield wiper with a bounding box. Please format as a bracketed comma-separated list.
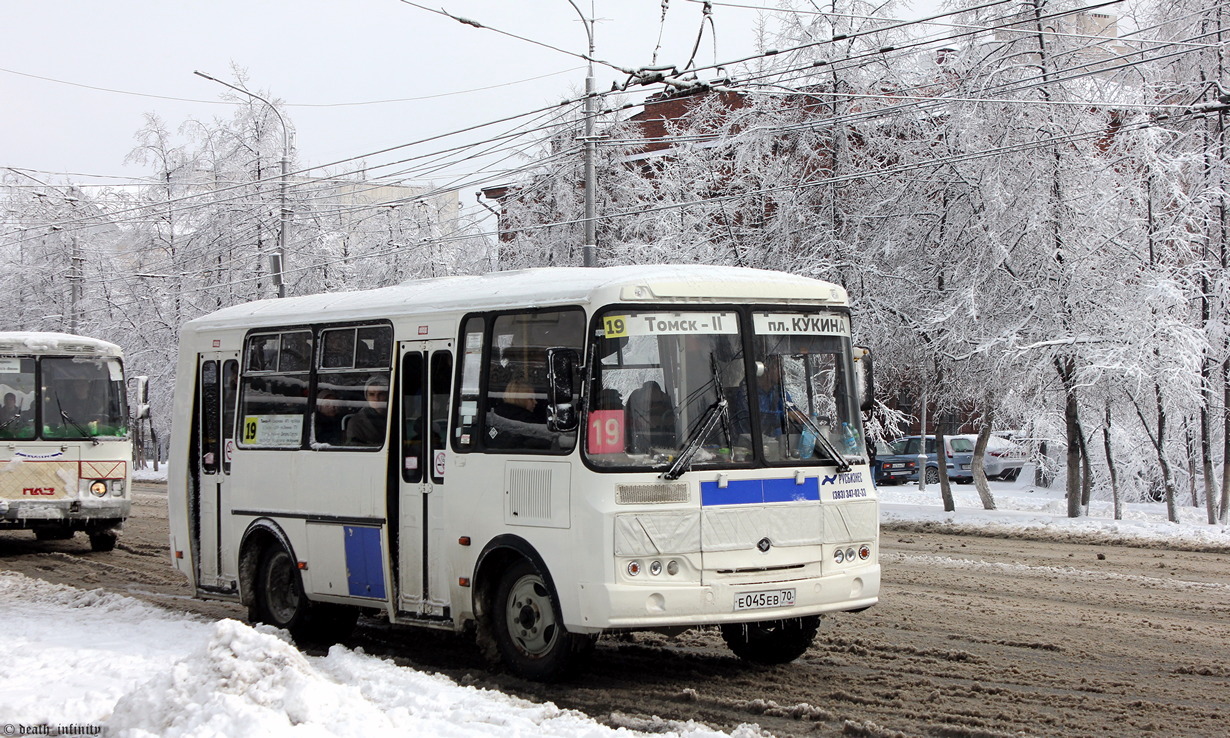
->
[0, 413, 21, 431]
[785, 399, 851, 473]
[662, 396, 729, 480]
[55, 395, 99, 446]
[662, 354, 734, 480]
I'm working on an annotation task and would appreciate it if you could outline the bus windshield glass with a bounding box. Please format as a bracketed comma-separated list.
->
[747, 311, 864, 464]
[41, 357, 129, 439]
[587, 310, 751, 470]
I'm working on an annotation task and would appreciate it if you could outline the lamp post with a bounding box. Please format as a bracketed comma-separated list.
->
[566, 0, 598, 267]
[194, 70, 290, 298]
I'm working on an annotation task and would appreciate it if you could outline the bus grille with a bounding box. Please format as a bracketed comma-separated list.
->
[616, 483, 688, 505]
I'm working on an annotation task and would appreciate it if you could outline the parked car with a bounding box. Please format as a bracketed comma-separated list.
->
[955, 434, 1028, 481]
[896, 435, 974, 484]
[872, 439, 917, 486]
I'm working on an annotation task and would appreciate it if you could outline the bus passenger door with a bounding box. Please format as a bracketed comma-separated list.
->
[193, 352, 240, 593]
[396, 340, 453, 617]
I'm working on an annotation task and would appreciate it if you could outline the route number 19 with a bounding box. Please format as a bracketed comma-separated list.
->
[603, 316, 627, 338]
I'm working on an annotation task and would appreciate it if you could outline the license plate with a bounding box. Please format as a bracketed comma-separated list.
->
[734, 588, 796, 611]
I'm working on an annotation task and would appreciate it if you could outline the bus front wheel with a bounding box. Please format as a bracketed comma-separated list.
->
[721, 615, 821, 665]
[251, 544, 357, 643]
[491, 559, 593, 681]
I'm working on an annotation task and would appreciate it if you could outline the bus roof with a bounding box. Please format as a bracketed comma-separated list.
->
[0, 332, 123, 358]
[184, 264, 849, 332]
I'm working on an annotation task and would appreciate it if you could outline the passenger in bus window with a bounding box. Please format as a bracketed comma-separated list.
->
[344, 376, 389, 446]
[314, 389, 344, 445]
[60, 379, 106, 426]
[487, 378, 551, 450]
[0, 392, 17, 424]
[734, 356, 805, 438]
[625, 380, 673, 453]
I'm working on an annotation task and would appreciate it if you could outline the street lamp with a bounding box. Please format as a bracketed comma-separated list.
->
[194, 70, 291, 298]
[566, 0, 598, 267]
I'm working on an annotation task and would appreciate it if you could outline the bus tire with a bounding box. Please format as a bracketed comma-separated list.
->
[721, 615, 820, 665]
[251, 544, 357, 644]
[88, 530, 118, 552]
[492, 559, 593, 681]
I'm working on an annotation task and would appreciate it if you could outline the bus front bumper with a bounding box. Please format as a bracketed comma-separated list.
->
[575, 564, 880, 631]
[0, 497, 131, 529]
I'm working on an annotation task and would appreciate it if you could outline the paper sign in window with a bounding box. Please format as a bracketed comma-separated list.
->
[588, 410, 625, 454]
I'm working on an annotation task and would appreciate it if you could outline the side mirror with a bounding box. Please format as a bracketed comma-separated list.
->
[545, 347, 579, 432]
[853, 346, 875, 413]
[134, 376, 151, 419]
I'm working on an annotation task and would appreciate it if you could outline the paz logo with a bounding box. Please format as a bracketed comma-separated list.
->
[757, 537, 772, 553]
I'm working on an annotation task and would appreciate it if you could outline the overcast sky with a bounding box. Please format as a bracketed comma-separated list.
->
[2, 0, 936, 191]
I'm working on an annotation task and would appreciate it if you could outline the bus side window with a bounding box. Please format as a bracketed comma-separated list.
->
[238, 330, 312, 449]
[429, 351, 452, 484]
[481, 309, 584, 454]
[402, 353, 425, 483]
[221, 360, 238, 473]
[453, 316, 484, 451]
[314, 324, 393, 450]
[200, 360, 220, 474]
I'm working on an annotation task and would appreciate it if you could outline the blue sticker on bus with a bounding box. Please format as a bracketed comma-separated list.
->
[344, 525, 387, 599]
[700, 477, 820, 506]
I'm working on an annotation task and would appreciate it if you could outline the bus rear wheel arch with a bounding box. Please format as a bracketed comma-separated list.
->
[248, 541, 358, 644]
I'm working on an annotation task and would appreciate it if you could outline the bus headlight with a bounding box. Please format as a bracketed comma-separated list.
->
[627, 560, 641, 577]
[89, 481, 108, 497]
[649, 560, 662, 576]
[859, 544, 871, 560]
[834, 548, 845, 564]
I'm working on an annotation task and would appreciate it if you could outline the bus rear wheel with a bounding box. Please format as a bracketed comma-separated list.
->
[88, 530, 118, 552]
[250, 544, 357, 643]
[491, 559, 593, 681]
[721, 615, 821, 665]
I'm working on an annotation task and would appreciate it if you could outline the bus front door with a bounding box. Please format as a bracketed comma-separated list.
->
[395, 341, 453, 618]
[193, 352, 240, 593]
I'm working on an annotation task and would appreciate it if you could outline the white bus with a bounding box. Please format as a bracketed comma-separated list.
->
[0, 332, 132, 552]
[168, 265, 880, 680]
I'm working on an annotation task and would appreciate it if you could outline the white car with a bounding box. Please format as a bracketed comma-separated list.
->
[956, 434, 1028, 481]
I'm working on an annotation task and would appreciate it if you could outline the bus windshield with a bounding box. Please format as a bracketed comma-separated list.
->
[587, 310, 750, 470]
[747, 311, 865, 463]
[41, 357, 129, 439]
[586, 308, 864, 470]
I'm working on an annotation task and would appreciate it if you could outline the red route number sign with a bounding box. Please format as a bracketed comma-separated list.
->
[588, 410, 625, 454]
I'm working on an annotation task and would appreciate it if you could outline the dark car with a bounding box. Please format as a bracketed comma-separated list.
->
[872, 439, 917, 486]
[897, 435, 974, 484]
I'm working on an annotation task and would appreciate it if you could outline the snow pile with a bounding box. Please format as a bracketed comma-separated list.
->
[0, 572, 739, 738]
[879, 471, 1230, 549]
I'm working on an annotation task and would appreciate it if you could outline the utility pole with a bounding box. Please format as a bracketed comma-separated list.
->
[194, 71, 291, 297]
[568, 1, 599, 267]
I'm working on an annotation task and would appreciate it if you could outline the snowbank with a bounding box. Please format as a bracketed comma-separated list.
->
[0, 573, 742, 738]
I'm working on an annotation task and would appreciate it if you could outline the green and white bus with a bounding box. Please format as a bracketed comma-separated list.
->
[0, 331, 132, 551]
